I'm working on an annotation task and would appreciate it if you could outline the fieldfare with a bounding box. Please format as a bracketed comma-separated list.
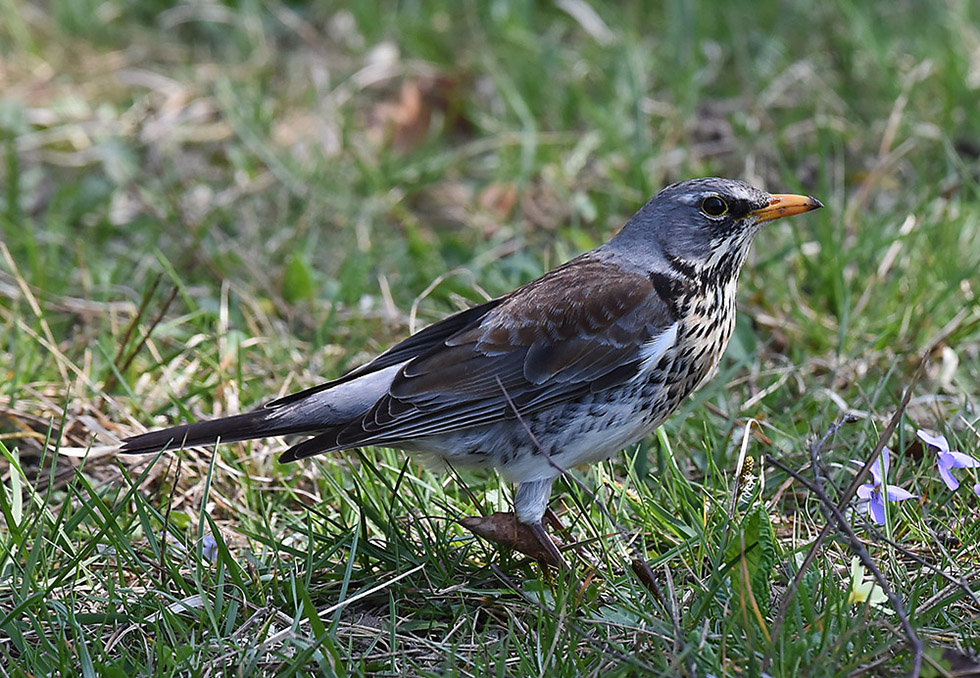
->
[121, 177, 822, 566]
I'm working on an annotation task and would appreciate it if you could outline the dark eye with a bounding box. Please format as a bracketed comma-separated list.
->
[700, 196, 728, 217]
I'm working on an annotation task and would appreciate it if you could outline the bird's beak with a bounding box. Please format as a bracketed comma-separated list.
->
[750, 194, 823, 223]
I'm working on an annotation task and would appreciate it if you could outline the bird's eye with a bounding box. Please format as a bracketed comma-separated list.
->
[700, 196, 729, 218]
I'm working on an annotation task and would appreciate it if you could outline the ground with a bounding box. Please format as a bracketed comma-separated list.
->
[1, 1, 979, 676]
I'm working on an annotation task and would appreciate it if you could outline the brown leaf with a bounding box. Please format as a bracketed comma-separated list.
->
[477, 182, 518, 220]
[364, 75, 468, 153]
[460, 512, 562, 565]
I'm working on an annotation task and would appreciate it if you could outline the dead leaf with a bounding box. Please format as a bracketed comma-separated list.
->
[364, 75, 468, 153]
[460, 512, 562, 565]
[477, 182, 518, 220]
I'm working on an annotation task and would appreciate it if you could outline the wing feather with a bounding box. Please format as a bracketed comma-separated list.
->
[264, 297, 502, 409]
[317, 254, 682, 452]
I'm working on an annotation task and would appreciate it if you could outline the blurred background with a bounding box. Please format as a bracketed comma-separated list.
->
[1, 1, 979, 675]
[2, 1, 978, 390]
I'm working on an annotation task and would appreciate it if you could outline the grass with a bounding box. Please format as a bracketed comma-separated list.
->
[2, 0, 980, 675]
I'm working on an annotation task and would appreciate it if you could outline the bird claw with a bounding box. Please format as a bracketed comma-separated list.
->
[460, 511, 565, 568]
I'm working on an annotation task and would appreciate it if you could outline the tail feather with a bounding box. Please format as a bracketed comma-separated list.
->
[119, 409, 315, 455]
[121, 361, 406, 457]
[278, 429, 346, 463]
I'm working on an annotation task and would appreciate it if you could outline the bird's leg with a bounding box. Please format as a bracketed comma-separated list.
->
[459, 478, 565, 567]
[514, 478, 564, 567]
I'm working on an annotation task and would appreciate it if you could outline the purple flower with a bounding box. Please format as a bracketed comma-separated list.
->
[917, 429, 980, 492]
[201, 534, 219, 563]
[855, 447, 917, 525]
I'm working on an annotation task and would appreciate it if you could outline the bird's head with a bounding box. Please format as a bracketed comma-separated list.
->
[612, 177, 822, 283]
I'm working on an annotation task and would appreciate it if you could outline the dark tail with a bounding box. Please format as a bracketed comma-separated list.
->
[119, 408, 317, 455]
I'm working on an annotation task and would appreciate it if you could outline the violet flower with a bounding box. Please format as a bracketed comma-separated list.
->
[855, 447, 916, 525]
[201, 534, 219, 563]
[917, 429, 980, 493]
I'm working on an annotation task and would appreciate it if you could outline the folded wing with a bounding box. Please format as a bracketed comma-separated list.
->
[281, 254, 681, 461]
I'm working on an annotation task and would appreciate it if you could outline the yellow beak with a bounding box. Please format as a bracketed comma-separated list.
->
[749, 194, 823, 223]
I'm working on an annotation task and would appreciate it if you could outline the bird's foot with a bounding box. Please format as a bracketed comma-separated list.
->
[460, 511, 565, 568]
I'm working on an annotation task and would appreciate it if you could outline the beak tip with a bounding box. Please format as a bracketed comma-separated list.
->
[752, 193, 824, 223]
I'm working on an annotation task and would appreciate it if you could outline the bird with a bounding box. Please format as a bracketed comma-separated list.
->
[121, 177, 821, 566]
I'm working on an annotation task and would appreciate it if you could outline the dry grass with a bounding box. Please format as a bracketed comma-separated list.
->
[2, 1, 980, 676]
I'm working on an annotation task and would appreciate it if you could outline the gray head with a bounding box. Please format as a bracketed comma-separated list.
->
[609, 177, 822, 281]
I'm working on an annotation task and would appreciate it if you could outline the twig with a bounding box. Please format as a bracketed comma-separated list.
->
[494, 376, 689, 667]
[104, 274, 163, 392]
[865, 529, 980, 610]
[806, 414, 859, 499]
[630, 554, 691, 675]
[769, 354, 926, 646]
[105, 283, 178, 393]
[767, 455, 928, 676]
[493, 376, 626, 534]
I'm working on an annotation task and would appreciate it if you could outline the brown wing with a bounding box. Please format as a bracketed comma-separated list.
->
[263, 297, 503, 410]
[280, 254, 681, 461]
